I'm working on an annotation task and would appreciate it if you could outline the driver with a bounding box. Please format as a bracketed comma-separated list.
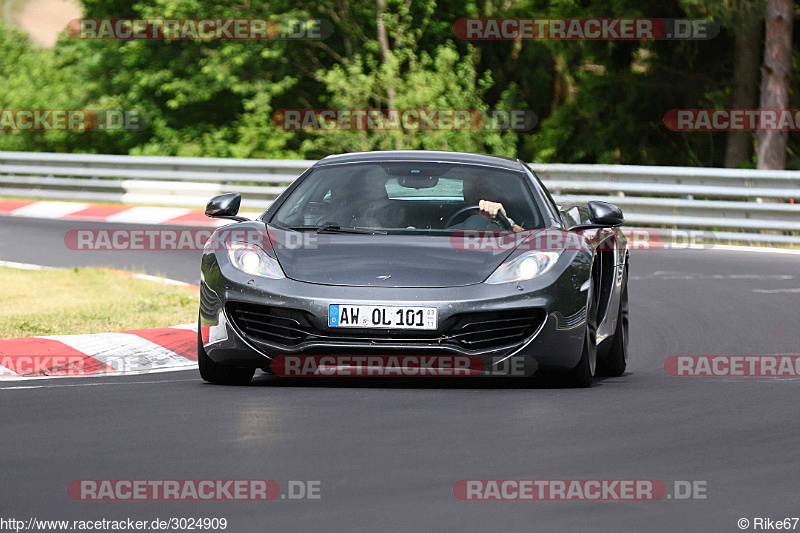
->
[452, 177, 525, 232]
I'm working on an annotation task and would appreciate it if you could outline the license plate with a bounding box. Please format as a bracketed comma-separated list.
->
[328, 305, 437, 330]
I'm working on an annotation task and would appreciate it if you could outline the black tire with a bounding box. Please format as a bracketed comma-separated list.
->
[597, 265, 628, 377]
[197, 325, 254, 385]
[563, 275, 597, 388]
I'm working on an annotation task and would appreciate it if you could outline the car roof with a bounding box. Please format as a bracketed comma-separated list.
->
[314, 150, 525, 171]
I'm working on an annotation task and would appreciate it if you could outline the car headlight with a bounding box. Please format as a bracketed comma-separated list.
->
[485, 251, 561, 284]
[227, 242, 285, 279]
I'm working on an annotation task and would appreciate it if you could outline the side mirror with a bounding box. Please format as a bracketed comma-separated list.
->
[205, 193, 248, 222]
[587, 201, 624, 227]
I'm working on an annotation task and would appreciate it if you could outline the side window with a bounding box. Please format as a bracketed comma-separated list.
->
[564, 206, 582, 227]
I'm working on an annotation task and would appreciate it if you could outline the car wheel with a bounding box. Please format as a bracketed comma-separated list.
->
[597, 265, 628, 377]
[197, 324, 255, 385]
[564, 275, 597, 388]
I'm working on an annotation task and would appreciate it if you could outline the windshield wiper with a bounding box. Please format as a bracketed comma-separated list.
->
[287, 223, 387, 235]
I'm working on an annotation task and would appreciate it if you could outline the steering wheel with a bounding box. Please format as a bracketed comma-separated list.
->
[445, 205, 514, 231]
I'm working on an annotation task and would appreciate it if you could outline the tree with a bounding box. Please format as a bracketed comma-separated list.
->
[2, 0, 795, 166]
[725, 15, 762, 168]
[679, 0, 765, 168]
[300, 0, 522, 157]
[756, 0, 793, 169]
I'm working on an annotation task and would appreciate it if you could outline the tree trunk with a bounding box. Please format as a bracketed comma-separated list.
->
[724, 23, 761, 168]
[756, 0, 793, 170]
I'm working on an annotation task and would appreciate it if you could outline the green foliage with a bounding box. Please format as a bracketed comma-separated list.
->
[0, 22, 87, 152]
[302, 43, 519, 157]
[0, 0, 796, 166]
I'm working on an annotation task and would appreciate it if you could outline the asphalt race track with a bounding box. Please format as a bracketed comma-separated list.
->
[1, 215, 799, 532]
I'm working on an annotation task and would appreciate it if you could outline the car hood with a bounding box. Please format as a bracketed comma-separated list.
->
[268, 225, 515, 288]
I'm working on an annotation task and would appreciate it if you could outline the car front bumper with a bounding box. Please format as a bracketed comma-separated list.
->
[200, 250, 592, 376]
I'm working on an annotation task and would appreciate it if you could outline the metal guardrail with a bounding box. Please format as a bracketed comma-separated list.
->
[1, 151, 799, 244]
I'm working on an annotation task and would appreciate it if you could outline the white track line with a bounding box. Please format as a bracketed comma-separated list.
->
[170, 323, 198, 330]
[0, 259, 197, 288]
[105, 206, 190, 224]
[753, 288, 800, 293]
[0, 366, 197, 382]
[706, 244, 800, 255]
[10, 201, 89, 219]
[0, 377, 198, 389]
[0, 260, 62, 271]
[128, 273, 195, 287]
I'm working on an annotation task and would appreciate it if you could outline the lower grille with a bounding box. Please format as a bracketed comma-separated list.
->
[226, 302, 310, 346]
[226, 301, 545, 354]
[448, 312, 543, 350]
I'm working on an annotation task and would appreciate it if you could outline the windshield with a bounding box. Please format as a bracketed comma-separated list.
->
[271, 162, 544, 234]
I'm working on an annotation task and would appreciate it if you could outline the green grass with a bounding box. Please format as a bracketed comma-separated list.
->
[0, 266, 199, 338]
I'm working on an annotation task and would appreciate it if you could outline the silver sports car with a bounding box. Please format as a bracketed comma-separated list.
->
[198, 150, 629, 387]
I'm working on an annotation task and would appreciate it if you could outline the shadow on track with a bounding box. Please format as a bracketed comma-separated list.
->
[203, 372, 632, 390]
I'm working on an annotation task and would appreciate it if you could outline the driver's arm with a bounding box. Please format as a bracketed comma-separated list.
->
[478, 200, 525, 232]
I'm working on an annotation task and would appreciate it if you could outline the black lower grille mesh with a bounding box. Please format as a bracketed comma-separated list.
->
[226, 301, 544, 354]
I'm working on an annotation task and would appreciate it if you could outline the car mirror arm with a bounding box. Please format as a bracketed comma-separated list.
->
[568, 222, 623, 231]
[210, 214, 250, 222]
